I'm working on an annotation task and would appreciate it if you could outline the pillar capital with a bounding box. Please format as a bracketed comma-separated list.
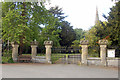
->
[98, 40, 108, 45]
[31, 40, 38, 45]
[11, 42, 19, 47]
[11, 42, 19, 48]
[44, 41, 53, 46]
[80, 40, 89, 45]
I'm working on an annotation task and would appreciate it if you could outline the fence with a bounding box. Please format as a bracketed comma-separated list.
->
[51, 47, 81, 64]
[52, 47, 81, 54]
[2, 41, 120, 65]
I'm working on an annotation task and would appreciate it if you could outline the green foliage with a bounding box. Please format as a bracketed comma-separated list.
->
[106, 1, 120, 46]
[74, 28, 86, 40]
[84, 1, 120, 56]
[85, 21, 110, 56]
[8, 57, 14, 63]
[2, 50, 14, 63]
[2, 2, 33, 44]
[49, 6, 66, 21]
[49, 6, 77, 47]
[85, 26, 99, 46]
[2, 56, 14, 63]
[88, 52, 99, 57]
[59, 21, 76, 47]
[51, 54, 61, 64]
[71, 40, 80, 47]
[38, 16, 61, 47]
[85, 21, 112, 46]
[2, 2, 62, 54]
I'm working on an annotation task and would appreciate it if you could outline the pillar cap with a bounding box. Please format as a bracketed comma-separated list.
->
[80, 40, 89, 45]
[11, 41, 18, 45]
[31, 41, 38, 45]
[44, 41, 53, 45]
[98, 40, 108, 45]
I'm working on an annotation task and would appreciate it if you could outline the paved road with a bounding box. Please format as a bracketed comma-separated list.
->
[2, 63, 118, 78]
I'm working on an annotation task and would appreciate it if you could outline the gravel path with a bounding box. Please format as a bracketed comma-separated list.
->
[2, 63, 118, 78]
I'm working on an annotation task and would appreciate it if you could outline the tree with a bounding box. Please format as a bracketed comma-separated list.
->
[85, 26, 99, 46]
[49, 6, 76, 47]
[85, 20, 112, 46]
[103, 1, 120, 57]
[2, 1, 58, 54]
[105, 1, 120, 47]
[35, 6, 63, 47]
[39, 15, 61, 47]
[71, 40, 80, 47]
[84, 21, 110, 57]
[82, 1, 120, 57]
[2, 2, 33, 55]
[59, 21, 76, 47]
[74, 28, 86, 40]
[49, 6, 66, 21]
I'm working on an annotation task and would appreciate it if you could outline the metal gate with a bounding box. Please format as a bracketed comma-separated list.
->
[51, 47, 81, 64]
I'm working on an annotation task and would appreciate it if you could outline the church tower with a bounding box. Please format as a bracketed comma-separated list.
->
[95, 6, 99, 24]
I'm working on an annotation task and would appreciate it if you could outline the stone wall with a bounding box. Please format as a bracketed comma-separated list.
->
[87, 57, 119, 67]
[87, 57, 101, 66]
[107, 58, 119, 67]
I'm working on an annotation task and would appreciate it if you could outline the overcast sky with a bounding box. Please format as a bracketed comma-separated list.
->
[47, 0, 115, 30]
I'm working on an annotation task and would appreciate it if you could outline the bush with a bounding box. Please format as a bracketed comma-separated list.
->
[88, 46, 100, 57]
[2, 56, 14, 63]
[2, 50, 14, 63]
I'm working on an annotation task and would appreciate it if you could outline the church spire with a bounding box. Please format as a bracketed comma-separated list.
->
[95, 6, 99, 24]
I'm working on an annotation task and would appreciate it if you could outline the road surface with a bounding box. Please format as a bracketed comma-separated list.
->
[2, 63, 118, 78]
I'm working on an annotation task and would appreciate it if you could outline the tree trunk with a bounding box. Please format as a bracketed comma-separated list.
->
[19, 2, 26, 55]
[19, 39, 23, 55]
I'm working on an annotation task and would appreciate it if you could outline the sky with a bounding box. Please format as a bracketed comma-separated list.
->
[47, 0, 115, 30]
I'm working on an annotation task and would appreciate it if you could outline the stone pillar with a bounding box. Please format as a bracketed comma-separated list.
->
[44, 41, 53, 64]
[99, 40, 108, 66]
[31, 41, 38, 59]
[11, 42, 19, 62]
[80, 40, 89, 65]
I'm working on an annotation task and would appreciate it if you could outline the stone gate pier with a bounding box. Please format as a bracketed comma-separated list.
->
[11, 42, 19, 62]
[80, 40, 89, 65]
[31, 40, 38, 59]
[44, 40, 53, 64]
[99, 39, 108, 66]
[30, 40, 53, 64]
